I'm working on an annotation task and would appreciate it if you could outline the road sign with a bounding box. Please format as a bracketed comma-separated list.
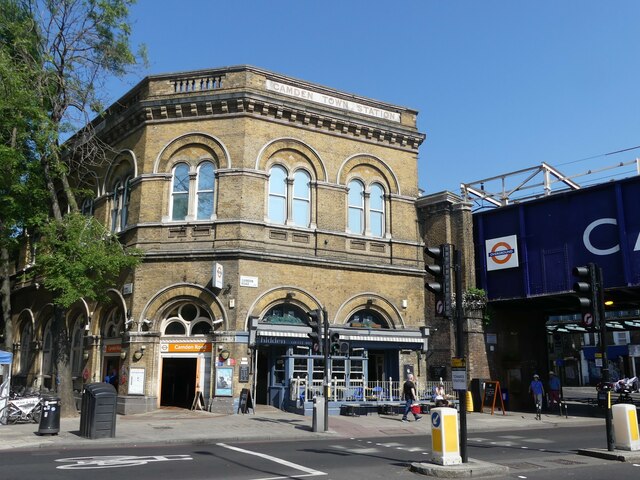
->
[452, 369, 467, 390]
[582, 312, 594, 328]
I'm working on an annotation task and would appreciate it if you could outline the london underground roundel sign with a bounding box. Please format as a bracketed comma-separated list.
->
[485, 235, 519, 271]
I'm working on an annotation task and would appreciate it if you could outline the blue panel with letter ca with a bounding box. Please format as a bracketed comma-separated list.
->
[474, 176, 640, 300]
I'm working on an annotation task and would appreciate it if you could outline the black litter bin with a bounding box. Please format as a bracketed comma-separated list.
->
[38, 395, 61, 435]
[80, 383, 117, 439]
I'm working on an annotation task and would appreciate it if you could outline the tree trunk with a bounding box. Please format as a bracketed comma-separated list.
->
[1, 245, 13, 351]
[41, 157, 63, 221]
[52, 305, 77, 417]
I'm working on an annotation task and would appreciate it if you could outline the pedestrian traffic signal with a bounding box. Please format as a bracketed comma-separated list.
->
[307, 309, 324, 354]
[330, 331, 340, 355]
[425, 244, 452, 318]
[573, 263, 598, 330]
[329, 331, 349, 356]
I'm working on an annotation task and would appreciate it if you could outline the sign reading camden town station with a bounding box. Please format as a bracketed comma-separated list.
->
[266, 79, 401, 123]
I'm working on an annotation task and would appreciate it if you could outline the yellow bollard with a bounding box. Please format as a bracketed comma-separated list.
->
[466, 391, 474, 412]
[430, 407, 462, 465]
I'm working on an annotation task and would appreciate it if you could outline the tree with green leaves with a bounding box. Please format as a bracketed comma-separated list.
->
[0, 0, 145, 416]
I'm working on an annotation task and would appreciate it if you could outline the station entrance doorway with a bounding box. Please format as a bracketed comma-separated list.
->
[161, 357, 196, 408]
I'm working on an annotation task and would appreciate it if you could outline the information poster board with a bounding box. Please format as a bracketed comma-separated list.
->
[128, 368, 145, 395]
[215, 367, 233, 396]
[239, 365, 250, 383]
[481, 380, 506, 415]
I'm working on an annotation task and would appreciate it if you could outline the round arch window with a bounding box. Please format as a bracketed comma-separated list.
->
[263, 304, 306, 325]
[347, 309, 389, 329]
[161, 302, 215, 336]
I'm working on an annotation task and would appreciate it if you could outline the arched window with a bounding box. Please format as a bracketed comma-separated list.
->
[165, 322, 186, 335]
[268, 165, 287, 224]
[110, 176, 132, 232]
[369, 183, 385, 237]
[42, 320, 53, 380]
[347, 309, 389, 329]
[71, 315, 85, 376]
[104, 309, 124, 338]
[111, 180, 121, 231]
[348, 180, 364, 234]
[171, 163, 190, 221]
[81, 197, 94, 216]
[292, 170, 310, 227]
[161, 302, 216, 336]
[19, 322, 32, 374]
[263, 304, 307, 325]
[196, 161, 215, 220]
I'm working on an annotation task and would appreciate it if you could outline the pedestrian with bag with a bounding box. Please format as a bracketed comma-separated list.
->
[401, 373, 422, 422]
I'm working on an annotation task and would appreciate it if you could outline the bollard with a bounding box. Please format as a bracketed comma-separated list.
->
[612, 403, 640, 451]
[312, 396, 325, 433]
[466, 391, 473, 412]
[430, 407, 461, 465]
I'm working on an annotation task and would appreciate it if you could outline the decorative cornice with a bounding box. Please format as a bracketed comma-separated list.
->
[96, 93, 424, 153]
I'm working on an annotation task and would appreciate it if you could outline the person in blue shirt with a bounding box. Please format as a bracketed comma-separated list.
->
[529, 374, 544, 411]
[548, 371, 561, 410]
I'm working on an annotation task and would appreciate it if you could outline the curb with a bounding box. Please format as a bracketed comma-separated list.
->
[410, 458, 510, 478]
[577, 448, 640, 463]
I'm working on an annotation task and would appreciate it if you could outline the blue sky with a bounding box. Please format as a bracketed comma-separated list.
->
[107, 0, 640, 195]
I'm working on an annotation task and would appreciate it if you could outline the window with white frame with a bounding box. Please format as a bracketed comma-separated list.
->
[347, 179, 385, 237]
[104, 308, 124, 338]
[267, 165, 311, 227]
[110, 176, 131, 232]
[196, 162, 215, 220]
[292, 170, 310, 226]
[268, 165, 287, 224]
[347, 180, 364, 234]
[613, 331, 630, 345]
[162, 302, 219, 336]
[171, 163, 190, 220]
[170, 161, 216, 221]
[369, 183, 385, 237]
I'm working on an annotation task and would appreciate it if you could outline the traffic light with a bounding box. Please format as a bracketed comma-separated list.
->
[329, 331, 349, 356]
[307, 309, 324, 354]
[330, 331, 340, 355]
[425, 244, 452, 317]
[572, 263, 598, 330]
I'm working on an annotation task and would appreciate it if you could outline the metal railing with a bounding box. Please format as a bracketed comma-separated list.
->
[290, 377, 458, 404]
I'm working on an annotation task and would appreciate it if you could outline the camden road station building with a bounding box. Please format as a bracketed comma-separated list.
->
[9, 66, 445, 414]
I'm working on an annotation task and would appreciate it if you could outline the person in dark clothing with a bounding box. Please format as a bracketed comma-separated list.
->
[401, 373, 422, 422]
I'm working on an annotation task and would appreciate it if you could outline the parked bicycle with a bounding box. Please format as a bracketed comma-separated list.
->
[0, 394, 42, 425]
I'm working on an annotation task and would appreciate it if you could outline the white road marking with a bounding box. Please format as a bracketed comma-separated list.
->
[216, 443, 325, 478]
[55, 455, 192, 470]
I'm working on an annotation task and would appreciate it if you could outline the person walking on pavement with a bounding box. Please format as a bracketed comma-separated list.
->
[548, 371, 561, 411]
[401, 373, 422, 422]
[529, 374, 544, 418]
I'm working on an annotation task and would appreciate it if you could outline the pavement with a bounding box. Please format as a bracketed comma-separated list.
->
[1, 387, 639, 478]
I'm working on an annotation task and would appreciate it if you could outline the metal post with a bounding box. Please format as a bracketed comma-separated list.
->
[454, 247, 468, 463]
[322, 308, 329, 432]
[596, 265, 615, 451]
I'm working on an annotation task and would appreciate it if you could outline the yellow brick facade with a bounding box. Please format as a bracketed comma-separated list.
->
[10, 66, 431, 414]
